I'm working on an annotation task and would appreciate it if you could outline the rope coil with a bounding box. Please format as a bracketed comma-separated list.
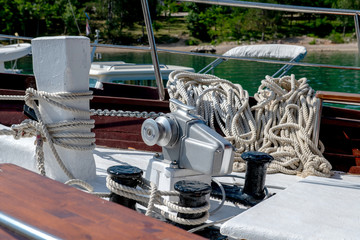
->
[252, 75, 331, 177]
[167, 70, 257, 154]
[167, 71, 332, 177]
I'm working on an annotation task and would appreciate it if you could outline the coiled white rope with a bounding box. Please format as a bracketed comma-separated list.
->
[167, 71, 332, 177]
[106, 176, 210, 225]
[167, 70, 257, 154]
[252, 75, 331, 177]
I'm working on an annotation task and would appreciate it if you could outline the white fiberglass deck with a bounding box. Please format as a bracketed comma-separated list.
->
[221, 176, 360, 240]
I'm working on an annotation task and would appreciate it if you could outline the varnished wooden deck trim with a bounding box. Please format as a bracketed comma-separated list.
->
[0, 164, 204, 240]
[316, 91, 360, 104]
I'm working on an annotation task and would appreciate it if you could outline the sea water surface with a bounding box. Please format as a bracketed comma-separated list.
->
[12, 50, 360, 99]
[102, 51, 360, 94]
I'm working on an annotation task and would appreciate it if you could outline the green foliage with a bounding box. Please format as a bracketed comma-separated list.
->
[152, 21, 162, 32]
[185, 3, 211, 41]
[186, 1, 285, 43]
[61, 1, 81, 35]
[0, 0, 85, 36]
[156, 35, 179, 44]
[309, 38, 317, 45]
[159, 0, 182, 18]
[0, 0, 358, 45]
[328, 30, 345, 43]
[0, 0, 18, 33]
[104, 0, 159, 44]
[185, 38, 200, 46]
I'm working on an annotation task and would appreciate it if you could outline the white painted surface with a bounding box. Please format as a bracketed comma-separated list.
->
[31, 36, 95, 181]
[223, 44, 306, 59]
[0, 43, 31, 73]
[0, 125, 36, 171]
[89, 61, 195, 87]
[221, 176, 360, 240]
[0, 43, 31, 61]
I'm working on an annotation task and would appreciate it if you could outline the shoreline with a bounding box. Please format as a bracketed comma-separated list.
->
[96, 37, 358, 54]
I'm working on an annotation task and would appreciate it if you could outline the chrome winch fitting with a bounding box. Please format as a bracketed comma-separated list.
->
[141, 99, 234, 176]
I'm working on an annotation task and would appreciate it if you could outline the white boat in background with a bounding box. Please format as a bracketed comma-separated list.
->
[0, 43, 31, 73]
[199, 44, 307, 77]
[89, 61, 195, 88]
[89, 29, 195, 88]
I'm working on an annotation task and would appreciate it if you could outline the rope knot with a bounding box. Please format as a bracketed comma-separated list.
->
[24, 88, 36, 108]
[11, 120, 39, 139]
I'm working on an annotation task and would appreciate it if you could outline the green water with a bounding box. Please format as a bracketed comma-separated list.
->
[11, 50, 360, 97]
[95, 51, 360, 96]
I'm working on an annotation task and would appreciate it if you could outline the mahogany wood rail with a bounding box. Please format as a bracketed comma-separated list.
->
[0, 164, 204, 240]
[313, 91, 360, 147]
[316, 91, 360, 104]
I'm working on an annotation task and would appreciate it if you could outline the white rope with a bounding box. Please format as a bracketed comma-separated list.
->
[252, 75, 331, 177]
[167, 70, 258, 155]
[0, 88, 95, 179]
[168, 71, 332, 177]
[106, 176, 210, 225]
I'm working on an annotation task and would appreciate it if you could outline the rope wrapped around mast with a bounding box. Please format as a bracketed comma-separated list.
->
[167, 71, 332, 177]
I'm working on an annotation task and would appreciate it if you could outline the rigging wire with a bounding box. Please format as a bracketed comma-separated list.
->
[67, 0, 81, 35]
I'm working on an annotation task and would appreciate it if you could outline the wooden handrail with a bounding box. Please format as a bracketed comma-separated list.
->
[316, 91, 360, 104]
[313, 91, 360, 148]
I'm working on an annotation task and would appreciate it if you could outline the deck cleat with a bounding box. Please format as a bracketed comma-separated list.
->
[241, 151, 273, 201]
[174, 180, 212, 229]
[107, 165, 143, 210]
[211, 151, 273, 206]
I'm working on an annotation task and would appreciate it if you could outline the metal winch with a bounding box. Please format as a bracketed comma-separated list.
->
[141, 99, 234, 176]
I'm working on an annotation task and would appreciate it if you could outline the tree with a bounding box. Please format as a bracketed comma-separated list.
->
[331, 0, 360, 37]
[0, 0, 86, 37]
[160, 0, 180, 18]
[186, 3, 231, 42]
[105, 0, 158, 44]
[0, 0, 19, 34]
